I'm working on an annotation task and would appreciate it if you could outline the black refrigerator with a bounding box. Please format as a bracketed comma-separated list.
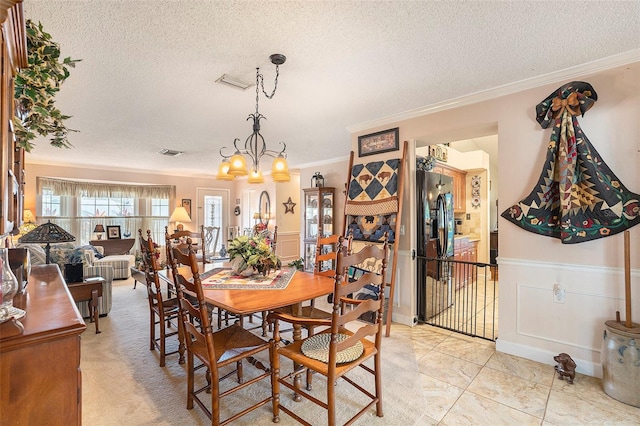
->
[416, 169, 455, 322]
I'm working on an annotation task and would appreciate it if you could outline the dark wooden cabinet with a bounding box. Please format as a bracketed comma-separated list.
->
[90, 238, 136, 255]
[0, 264, 86, 425]
[1, 2, 27, 236]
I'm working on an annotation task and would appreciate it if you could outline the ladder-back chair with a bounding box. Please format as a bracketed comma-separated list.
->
[270, 237, 389, 425]
[138, 229, 183, 367]
[166, 237, 272, 425]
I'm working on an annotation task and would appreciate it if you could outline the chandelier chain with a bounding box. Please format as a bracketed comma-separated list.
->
[256, 64, 280, 111]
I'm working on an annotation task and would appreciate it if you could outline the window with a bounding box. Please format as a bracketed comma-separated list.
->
[151, 198, 169, 217]
[41, 188, 61, 217]
[36, 178, 174, 245]
[80, 193, 135, 217]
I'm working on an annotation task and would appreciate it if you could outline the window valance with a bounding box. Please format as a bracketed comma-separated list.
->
[37, 177, 175, 199]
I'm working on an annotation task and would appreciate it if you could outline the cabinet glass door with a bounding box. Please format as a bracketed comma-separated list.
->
[305, 191, 319, 240]
[320, 192, 333, 238]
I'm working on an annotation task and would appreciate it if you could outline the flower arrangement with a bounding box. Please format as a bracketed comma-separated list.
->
[227, 234, 280, 276]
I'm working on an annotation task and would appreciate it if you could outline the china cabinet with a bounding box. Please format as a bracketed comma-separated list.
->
[1, 2, 27, 236]
[303, 187, 335, 271]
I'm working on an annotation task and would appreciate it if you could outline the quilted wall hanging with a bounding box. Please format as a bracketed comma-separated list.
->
[501, 81, 640, 243]
[345, 159, 400, 243]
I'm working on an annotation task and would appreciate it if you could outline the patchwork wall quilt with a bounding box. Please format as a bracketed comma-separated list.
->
[345, 159, 400, 242]
[501, 81, 640, 243]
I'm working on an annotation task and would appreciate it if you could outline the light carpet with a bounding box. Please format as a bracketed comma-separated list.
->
[81, 278, 426, 425]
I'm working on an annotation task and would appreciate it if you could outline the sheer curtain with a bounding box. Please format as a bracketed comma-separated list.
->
[36, 177, 174, 249]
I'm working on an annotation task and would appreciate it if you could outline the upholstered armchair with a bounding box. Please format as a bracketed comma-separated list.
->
[17, 243, 114, 317]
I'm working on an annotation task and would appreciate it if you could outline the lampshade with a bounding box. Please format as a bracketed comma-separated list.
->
[18, 221, 76, 264]
[272, 172, 290, 183]
[216, 160, 234, 181]
[169, 206, 192, 223]
[271, 156, 290, 182]
[23, 209, 35, 223]
[247, 169, 264, 184]
[93, 224, 105, 233]
[228, 152, 248, 176]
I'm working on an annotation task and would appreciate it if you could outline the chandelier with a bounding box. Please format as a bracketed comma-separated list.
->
[216, 54, 290, 183]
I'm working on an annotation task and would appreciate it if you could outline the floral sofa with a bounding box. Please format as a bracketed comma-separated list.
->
[18, 242, 114, 317]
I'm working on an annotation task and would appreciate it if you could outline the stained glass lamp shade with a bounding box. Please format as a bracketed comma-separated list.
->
[18, 221, 76, 264]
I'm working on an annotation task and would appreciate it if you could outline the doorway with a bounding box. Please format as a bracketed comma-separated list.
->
[196, 188, 229, 255]
[416, 130, 499, 340]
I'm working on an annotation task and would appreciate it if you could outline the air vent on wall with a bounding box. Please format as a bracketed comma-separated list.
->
[158, 149, 185, 157]
[215, 74, 253, 90]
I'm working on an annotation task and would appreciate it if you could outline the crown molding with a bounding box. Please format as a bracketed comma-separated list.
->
[347, 49, 640, 134]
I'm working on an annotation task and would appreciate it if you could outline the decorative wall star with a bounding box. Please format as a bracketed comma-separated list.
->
[283, 197, 296, 214]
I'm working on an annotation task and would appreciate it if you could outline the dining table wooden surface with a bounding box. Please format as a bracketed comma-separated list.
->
[157, 263, 334, 316]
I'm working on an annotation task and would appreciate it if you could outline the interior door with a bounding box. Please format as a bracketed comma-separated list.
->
[196, 188, 229, 254]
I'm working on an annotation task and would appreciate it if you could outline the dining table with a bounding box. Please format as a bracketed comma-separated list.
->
[157, 262, 335, 396]
[157, 262, 335, 341]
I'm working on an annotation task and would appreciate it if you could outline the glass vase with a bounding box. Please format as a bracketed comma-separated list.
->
[0, 247, 19, 321]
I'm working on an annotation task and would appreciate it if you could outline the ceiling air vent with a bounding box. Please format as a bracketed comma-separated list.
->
[215, 74, 253, 90]
[158, 149, 185, 157]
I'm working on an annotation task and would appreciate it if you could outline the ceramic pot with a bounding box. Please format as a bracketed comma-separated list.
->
[602, 322, 640, 407]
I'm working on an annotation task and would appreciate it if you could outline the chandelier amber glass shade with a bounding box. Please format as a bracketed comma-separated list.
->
[228, 153, 248, 176]
[247, 169, 265, 184]
[271, 156, 290, 182]
[216, 160, 234, 180]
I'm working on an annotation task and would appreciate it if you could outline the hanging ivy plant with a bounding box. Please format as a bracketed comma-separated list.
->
[13, 19, 81, 152]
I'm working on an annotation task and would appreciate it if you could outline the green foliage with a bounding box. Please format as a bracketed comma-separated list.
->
[227, 234, 280, 269]
[288, 258, 304, 271]
[13, 20, 81, 152]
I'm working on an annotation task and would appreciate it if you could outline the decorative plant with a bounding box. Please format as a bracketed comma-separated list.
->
[227, 234, 280, 275]
[13, 20, 81, 152]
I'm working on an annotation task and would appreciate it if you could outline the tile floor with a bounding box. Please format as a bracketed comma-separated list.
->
[403, 324, 640, 425]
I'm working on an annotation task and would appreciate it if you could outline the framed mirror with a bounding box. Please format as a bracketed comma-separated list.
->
[259, 191, 270, 226]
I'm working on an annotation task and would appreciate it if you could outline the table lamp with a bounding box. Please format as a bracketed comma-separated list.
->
[93, 224, 105, 240]
[169, 206, 192, 232]
[18, 221, 76, 264]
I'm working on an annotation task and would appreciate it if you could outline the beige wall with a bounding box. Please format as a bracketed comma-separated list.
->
[348, 61, 640, 376]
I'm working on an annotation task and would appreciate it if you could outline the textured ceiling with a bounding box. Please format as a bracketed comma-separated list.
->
[21, 1, 640, 177]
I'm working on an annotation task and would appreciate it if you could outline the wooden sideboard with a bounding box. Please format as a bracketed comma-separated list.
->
[0, 264, 86, 425]
[1, 1, 28, 236]
[90, 238, 136, 255]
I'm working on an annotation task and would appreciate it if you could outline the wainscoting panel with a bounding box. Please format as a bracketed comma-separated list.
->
[497, 257, 639, 378]
[275, 231, 300, 263]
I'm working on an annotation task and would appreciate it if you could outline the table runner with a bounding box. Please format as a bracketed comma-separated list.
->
[200, 267, 296, 290]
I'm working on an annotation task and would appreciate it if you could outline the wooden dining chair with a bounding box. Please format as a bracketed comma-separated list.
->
[138, 229, 183, 367]
[165, 227, 233, 331]
[201, 225, 220, 261]
[269, 234, 349, 390]
[166, 237, 272, 425]
[270, 237, 388, 425]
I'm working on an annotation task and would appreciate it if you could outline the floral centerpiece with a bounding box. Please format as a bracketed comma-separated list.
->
[227, 234, 280, 277]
